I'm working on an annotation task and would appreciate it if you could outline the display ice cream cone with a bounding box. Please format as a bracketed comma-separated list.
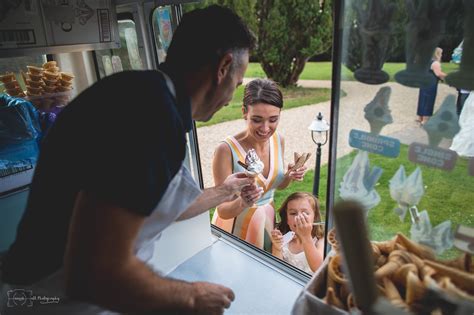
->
[324, 287, 345, 310]
[393, 263, 418, 287]
[424, 260, 474, 294]
[382, 277, 409, 311]
[364, 86, 393, 135]
[405, 270, 426, 305]
[396, 233, 435, 260]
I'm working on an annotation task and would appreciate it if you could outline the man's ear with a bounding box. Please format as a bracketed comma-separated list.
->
[216, 52, 233, 84]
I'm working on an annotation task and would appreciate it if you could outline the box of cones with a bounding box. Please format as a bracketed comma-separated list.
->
[292, 230, 474, 314]
[0, 61, 74, 112]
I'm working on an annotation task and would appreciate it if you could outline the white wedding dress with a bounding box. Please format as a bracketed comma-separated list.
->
[450, 92, 474, 157]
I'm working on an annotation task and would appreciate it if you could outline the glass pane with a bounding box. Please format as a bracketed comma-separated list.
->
[333, 0, 473, 261]
[95, 19, 144, 78]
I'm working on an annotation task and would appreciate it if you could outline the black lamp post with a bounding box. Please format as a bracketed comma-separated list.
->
[308, 112, 330, 197]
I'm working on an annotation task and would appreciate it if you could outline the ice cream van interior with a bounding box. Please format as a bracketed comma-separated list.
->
[1, 0, 473, 314]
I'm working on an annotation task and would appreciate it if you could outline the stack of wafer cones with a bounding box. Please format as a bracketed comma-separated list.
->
[0, 72, 25, 97]
[0, 61, 75, 110]
[322, 231, 474, 313]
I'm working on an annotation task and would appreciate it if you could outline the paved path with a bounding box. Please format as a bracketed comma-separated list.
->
[196, 79, 457, 188]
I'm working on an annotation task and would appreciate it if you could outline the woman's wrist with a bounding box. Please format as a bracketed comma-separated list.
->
[300, 235, 314, 245]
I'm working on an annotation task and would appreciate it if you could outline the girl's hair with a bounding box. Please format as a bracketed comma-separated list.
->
[277, 192, 324, 239]
[433, 47, 443, 62]
[243, 78, 283, 112]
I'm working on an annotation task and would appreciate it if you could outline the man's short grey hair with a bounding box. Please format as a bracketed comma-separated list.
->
[230, 48, 248, 73]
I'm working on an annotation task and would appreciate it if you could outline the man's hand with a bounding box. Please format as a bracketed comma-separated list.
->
[239, 183, 264, 208]
[221, 172, 256, 202]
[191, 282, 235, 315]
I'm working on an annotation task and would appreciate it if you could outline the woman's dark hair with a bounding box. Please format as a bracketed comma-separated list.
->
[243, 78, 283, 112]
[165, 5, 256, 74]
[277, 192, 324, 239]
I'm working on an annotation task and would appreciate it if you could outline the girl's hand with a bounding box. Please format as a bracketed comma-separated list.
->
[285, 163, 307, 182]
[270, 229, 283, 252]
[295, 213, 313, 242]
[239, 184, 263, 208]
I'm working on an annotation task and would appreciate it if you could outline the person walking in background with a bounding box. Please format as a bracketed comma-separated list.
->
[416, 47, 447, 126]
[456, 89, 470, 116]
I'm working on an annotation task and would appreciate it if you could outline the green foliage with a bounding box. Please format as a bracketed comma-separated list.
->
[256, 0, 333, 87]
[343, 0, 464, 71]
[183, 0, 258, 40]
[196, 85, 331, 127]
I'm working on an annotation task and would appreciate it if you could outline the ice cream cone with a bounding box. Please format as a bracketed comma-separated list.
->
[376, 255, 388, 268]
[373, 238, 397, 255]
[27, 65, 43, 75]
[328, 254, 348, 286]
[327, 228, 340, 252]
[0, 72, 16, 83]
[382, 277, 409, 311]
[424, 260, 474, 294]
[393, 263, 418, 287]
[375, 250, 412, 279]
[420, 265, 436, 279]
[339, 282, 351, 302]
[324, 287, 345, 310]
[405, 271, 426, 305]
[439, 277, 474, 303]
[435, 253, 472, 272]
[43, 61, 57, 69]
[371, 243, 382, 261]
[346, 293, 358, 311]
[396, 233, 435, 260]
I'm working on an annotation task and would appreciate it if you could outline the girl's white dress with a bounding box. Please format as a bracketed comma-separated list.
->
[281, 237, 320, 274]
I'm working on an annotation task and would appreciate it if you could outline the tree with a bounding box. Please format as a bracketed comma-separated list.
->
[183, 0, 258, 36]
[256, 0, 332, 87]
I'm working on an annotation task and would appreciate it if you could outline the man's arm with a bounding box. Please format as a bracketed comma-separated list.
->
[64, 190, 234, 314]
[177, 172, 261, 221]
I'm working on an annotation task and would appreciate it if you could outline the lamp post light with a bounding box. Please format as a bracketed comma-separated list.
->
[308, 112, 330, 197]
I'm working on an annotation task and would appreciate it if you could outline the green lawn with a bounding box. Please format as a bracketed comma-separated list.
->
[246, 62, 460, 82]
[196, 85, 331, 127]
[271, 145, 473, 259]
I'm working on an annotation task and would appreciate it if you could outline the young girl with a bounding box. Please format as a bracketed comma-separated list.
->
[271, 192, 325, 274]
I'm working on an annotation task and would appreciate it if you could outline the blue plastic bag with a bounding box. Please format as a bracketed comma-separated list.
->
[0, 94, 42, 171]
